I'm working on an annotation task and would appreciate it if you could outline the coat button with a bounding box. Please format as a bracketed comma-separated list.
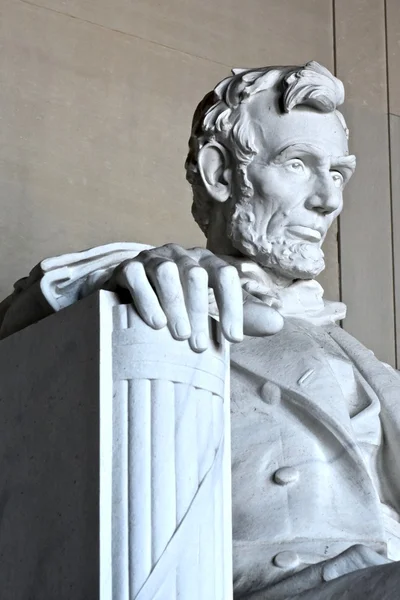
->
[260, 381, 281, 405]
[273, 467, 299, 485]
[273, 551, 300, 569]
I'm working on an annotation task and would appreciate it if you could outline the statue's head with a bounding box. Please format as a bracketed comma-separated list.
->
[185, 61, 356, 280]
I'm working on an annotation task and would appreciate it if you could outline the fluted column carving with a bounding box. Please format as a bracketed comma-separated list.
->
[110, 304, 232, 600]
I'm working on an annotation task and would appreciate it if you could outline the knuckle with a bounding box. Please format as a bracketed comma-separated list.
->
[187, 265, 208, 286]
[119, 259, 143, 280]
[218, 264, 239, 281]
[175, 254, 195, 269]
[154, 260, 178, 281]
[161, 243, 183, 255]
[190, 306, 210, 321]
[136, 249, 153, 262]
[189, 246, 211, 259]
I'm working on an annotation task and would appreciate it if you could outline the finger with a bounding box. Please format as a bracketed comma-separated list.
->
[148, 260, 191, 340]
[243, 294, 284, 337]
[115, 260, 167, 329]
[207, 262, 243, 343]
[322, 545, 391, 584]
[177, 260, 209, 352]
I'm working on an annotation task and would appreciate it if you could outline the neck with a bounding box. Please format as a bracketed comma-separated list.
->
[262, 268, 294, 289]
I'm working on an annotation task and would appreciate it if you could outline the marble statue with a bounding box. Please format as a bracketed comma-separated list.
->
[1, 61, 400, 599]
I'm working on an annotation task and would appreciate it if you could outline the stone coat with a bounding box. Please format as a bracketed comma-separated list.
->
[230, 318, 400, 597]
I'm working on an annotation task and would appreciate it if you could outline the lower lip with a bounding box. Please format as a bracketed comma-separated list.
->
[287, 226, 322, 242]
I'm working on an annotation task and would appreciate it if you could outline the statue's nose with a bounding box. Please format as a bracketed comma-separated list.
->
[305, 177, 341, 215]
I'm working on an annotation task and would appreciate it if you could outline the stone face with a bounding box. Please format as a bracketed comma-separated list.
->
[0, 0, 341, 308]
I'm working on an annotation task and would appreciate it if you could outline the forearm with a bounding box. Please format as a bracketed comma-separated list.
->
[0, 242, 151, 339]
[0, 276, 54, 339]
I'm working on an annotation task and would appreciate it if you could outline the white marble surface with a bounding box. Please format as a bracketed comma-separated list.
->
[111, 302, 231, 600]
[1, 61, 400, 599]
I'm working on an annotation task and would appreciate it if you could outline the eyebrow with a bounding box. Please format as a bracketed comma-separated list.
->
[272, 143, 356, 172]
[331, 156, 357, 172]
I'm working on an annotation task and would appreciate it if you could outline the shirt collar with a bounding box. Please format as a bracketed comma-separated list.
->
[223, 256, 346, 326]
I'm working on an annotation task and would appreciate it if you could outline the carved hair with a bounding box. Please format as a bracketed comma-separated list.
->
[185, 61, 348, 236]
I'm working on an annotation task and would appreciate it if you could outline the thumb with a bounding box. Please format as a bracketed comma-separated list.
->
[243, 293, 284, 337]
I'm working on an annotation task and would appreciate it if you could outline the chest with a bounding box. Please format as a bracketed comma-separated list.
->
[229, 323, 383, 478]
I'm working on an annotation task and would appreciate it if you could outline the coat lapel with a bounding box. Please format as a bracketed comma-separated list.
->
[327, 324, 400, 507]
[231, 319, 369, 471]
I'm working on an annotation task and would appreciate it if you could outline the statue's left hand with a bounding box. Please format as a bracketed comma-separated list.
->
[108, 243, 284, 352]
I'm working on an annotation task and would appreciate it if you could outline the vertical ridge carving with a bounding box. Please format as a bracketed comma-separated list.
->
[112, 379, 129, 600]
[129, 378, 152, 597]
[197, 389, 215, 482]
[175, 382, 199, 599]
[111, 305, 231, 599]
[213, 393, 225, 598]
[196, 389, 217, 598]
[151, 379, 176, 565]
[175, 382, 198, 521]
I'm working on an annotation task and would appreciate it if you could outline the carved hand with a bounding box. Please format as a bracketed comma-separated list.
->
[110, 244, 284, 352]
[319, 543, 391, 581]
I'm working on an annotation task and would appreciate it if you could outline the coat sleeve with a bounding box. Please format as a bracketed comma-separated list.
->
[0, 242, 153, 339]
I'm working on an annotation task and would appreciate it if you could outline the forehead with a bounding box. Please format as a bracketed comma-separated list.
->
[245, 92, 349, 159]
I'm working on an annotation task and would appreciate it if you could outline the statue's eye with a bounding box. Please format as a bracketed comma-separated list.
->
[287, 159, 305, 172]
[331, 171, 344, 188]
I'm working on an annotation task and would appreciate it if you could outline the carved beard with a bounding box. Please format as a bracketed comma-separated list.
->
[227, 200, 326, 280]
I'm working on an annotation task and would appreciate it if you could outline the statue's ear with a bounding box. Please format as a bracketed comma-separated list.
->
[197, 142, 232, 203]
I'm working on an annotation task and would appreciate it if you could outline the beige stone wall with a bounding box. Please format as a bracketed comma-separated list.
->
[0, 0, 398, 364]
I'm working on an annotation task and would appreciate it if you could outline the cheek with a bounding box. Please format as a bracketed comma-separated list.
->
[250, 167, 306, 215]
[248, 195, 288, 239]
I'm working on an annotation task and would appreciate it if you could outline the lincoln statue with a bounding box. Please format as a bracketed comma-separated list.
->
[1, 61, 400, 599]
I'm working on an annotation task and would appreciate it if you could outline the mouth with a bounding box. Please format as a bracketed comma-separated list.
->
[286, 226, 323, 243]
